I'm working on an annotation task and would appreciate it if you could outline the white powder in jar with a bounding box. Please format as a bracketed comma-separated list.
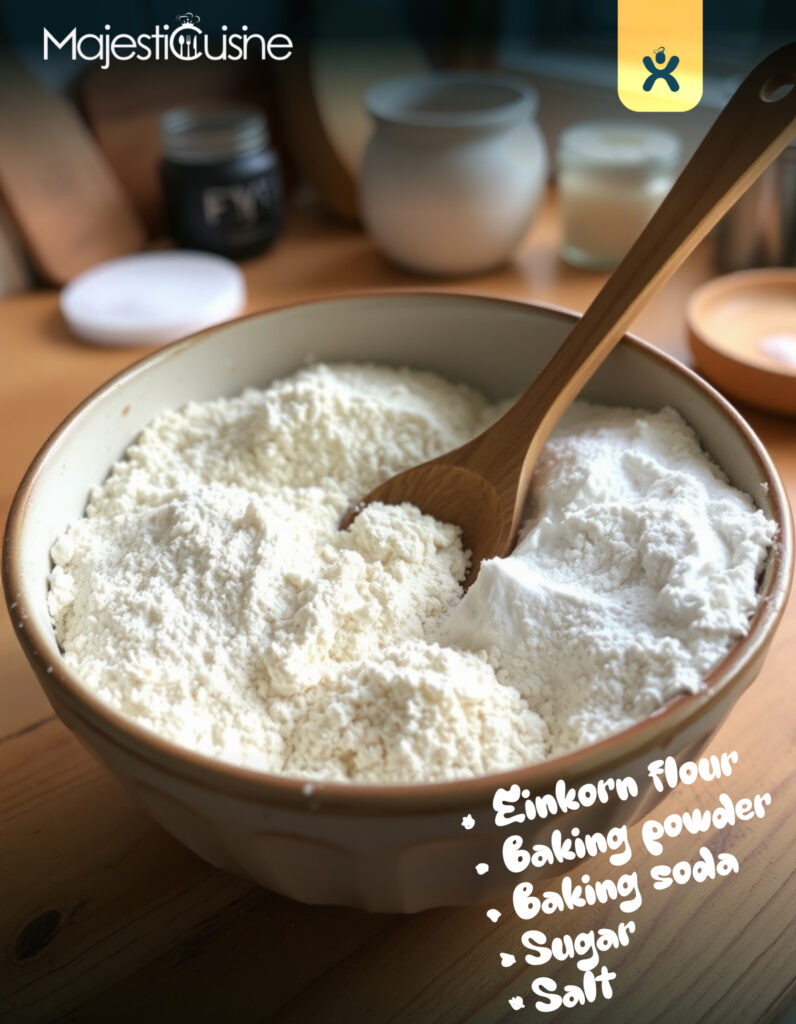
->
[47, 363, 776, 782]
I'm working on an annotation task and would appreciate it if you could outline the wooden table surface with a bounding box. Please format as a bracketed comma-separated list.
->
[1, 195, 794, 1024]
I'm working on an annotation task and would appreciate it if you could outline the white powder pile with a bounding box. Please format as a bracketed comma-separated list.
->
[445, 403, 777, 756]
[48, 363, 776, 782]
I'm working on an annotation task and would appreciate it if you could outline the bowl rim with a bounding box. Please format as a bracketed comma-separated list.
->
[3, 290, 793, 814]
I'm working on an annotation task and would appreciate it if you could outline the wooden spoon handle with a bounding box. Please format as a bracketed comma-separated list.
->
[492, 42, 796, 481]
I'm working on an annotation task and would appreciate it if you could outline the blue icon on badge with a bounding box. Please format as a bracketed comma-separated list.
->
[643, 46, 680, 92]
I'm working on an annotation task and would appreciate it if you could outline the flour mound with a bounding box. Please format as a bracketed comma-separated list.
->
[49, 363, 545, 781]
[443, 404, 776, 755]
[287, 644, 545, 783]
[48, 364, 775, 782]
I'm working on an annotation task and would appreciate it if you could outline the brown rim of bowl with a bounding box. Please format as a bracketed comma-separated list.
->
[3, 291, 793, 815]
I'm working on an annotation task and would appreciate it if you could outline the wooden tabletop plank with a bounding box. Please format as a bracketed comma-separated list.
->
[1, 194, 794, 1022]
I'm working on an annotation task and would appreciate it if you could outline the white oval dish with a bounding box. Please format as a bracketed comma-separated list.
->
[60, 250, 246, 347]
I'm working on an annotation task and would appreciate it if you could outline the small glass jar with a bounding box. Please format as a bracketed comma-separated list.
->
[557, 121, 681, 270]
[160, 106, 283, 260]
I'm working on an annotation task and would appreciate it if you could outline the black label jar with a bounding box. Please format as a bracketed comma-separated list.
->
[160, 107, 284, 260]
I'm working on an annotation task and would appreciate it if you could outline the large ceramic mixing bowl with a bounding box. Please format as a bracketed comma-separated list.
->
[4, 293, 792, 912]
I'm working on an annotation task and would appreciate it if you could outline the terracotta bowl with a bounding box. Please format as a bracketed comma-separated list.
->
[687, 268, 796, 417]
[4, 293, 792, 912]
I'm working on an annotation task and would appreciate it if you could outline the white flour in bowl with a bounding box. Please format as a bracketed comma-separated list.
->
[48, 363, 776, 782]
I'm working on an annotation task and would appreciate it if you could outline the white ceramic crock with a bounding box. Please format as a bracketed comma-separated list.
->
[359, 73, 548, 276]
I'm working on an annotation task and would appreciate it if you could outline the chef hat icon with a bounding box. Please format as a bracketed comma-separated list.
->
[177, 12, 200, 26]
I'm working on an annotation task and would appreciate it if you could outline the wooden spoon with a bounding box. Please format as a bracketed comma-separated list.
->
[343, 43, 796, 586]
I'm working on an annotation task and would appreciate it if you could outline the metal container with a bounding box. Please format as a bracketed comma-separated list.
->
[715, 135, 796, 271]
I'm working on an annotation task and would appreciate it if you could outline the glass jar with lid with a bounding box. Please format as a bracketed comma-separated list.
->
[557, 121, 681, 269]
[160, 106, 283, 260]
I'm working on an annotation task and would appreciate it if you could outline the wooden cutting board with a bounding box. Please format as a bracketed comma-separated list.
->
[0, 198, 31, 297]
[279, 1, 428, 221]
[0, 58, 145, 285]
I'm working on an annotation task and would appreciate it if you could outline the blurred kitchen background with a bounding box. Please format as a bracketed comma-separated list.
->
[0, 0, 793, 407]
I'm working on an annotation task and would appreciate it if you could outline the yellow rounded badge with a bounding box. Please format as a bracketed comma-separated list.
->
[618, 0, 703, 112]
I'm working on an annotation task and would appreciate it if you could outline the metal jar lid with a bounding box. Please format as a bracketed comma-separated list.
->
[160, 106, 270, 164]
